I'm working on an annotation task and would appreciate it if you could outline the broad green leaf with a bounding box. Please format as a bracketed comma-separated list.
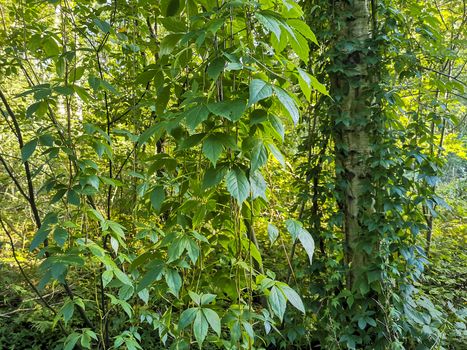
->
[273, 86, 299, 125]
[207, 57, 225, 80]
[193, 310, 209, 346]
[30, 227, 50, 251]
[165, 269, 182, 297]
[287, 19, 318, 45]
[285, 218, 302, 241]
[226, 168, 249, 204]
[185, 104, 210, 130]
[179, 307, 197, 329]
[285, 219, 315, 265]
[207, 99, 246, 122]
[200, 293, 216, 305]
[250, 141, 268, 172]
[267, 223, 279, 244]
[202, 135, 224, 166]
[297, 67, 312, 101]
[242, 237, 263, 267]
[249, 79, 273, 106]
[267, 143, 285, 166]
[53, 227, 68, 247]
[268, 286, 286, 321]
[150, 186, 165, 213]
[279, 284, 305, 313]
[61, 300, 74, 325]
[160, 34, 182, 56]
[64, 333, 80, 350]
[114, 268, 132, 286]
[102, 269, 113, 288]
[250, 171, 267, 200]
[256, 12, 283, 41]
[309, 75, 329, 96]
[268, 115, 285, 141]
[297, 227, 315, 265]
[21, 138, 38, 162]
[287, 30, 309, 63]
[202, 308, 221, 336]
[93, 18, 111, 33]
[202, 166, 226, 190]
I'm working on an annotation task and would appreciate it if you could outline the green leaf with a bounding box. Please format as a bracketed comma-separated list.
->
[207, 99, 246, 122]
[21, 138, 38, 162]
[165, 268, 182, 298]
[286, 219, 315, 265]
[287, 30, 309, 63]
[30, 227, 50, 251]
[114, 268, 132, 286]
[297, 227, 315, 265]
[200, 293, 216, 305]
[53, 227, 68, 247]
[279, 284, 305, 313]
[150, 186, 165, 213]
[61, 300, 74, 325]
[67, 190, 80, 206]
[297, 68, 312, 101]
[268, 115, 284, 141]
[185, 104, 210, 130]
[202, 166, 226, 190]
[179, 307, 197, 329]
[102, 269, 113, 288]
[193, 310, 209, 346]
[207, 57, 225, 80]
[273, 86, 299, 125]
[226, 168, 249, 204]
[64, 332, 80, 350]
[160, 34, 182, 56]
[287, 19, 318, 45]
[93, 18, 111, 33]
[309, 75, 329, 96]
[267, 143, 285, 167]
[250, 170, 267, 200]
[250, 140, 268, 172]
[202, 135, 224, 166]
[249, 79, 272, 106]
[256, 12, 283, 41]
[202, 308, 221, 336]
[136, 260, 164, 292]
[241, 237, 263, 267]
[268, 286, 286, 321]
[267, 223, 279, 244]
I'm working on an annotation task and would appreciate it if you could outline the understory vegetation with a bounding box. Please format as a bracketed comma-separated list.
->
[0, 0, 465, 349]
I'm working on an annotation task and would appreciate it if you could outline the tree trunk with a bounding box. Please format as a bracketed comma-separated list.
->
[330, 0, 374, 290]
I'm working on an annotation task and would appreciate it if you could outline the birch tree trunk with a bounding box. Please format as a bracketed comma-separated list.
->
[330, 0, 374, 290]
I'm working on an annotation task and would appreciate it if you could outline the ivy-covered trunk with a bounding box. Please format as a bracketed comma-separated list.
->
[330, 0, 374, 290]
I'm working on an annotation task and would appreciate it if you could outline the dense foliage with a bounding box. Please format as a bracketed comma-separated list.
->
[0, 0, 465, 349]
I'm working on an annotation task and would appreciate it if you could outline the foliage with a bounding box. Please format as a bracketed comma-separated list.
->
[0, 0, 465, 349]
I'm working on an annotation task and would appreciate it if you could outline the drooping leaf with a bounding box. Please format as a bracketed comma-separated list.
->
[165, 268, 182, 298]
[268, 286, 286, 321]
[202, 135, 224, 166]
[297, 227, 315, 265]
[226, 168, 249, 204]
[21, 138, 38, 162]
[150, 186, 165, 213]
[185, 104, 210, 131]
[267, 223, 279, 244]
[279, 284, 305, 313]
[273, 86, 299, 125]
[53, 227, 68, 247]
[202, 308, 221, 336]
[193, 310, 209, 346]
[249, 79, 273, 106]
